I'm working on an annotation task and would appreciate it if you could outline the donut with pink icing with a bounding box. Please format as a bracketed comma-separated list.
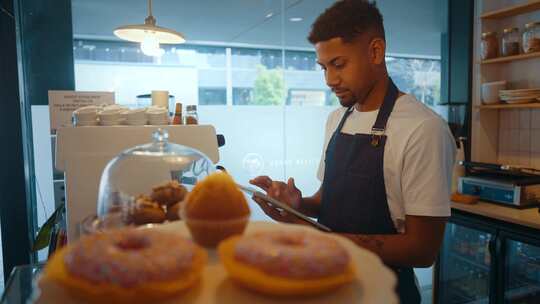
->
[43, 228, 207, 303]
[65, 229, 197, 287]
[218, 230, 355, 296]
[233, 231, 351, 279]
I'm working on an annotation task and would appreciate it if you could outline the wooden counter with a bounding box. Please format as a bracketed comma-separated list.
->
[451, 201, 540, 230]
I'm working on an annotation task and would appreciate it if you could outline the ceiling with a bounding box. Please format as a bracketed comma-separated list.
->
[71, 0, 446, 56]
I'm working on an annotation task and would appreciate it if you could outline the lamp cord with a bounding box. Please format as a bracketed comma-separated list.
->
[148, 0, 153, 17]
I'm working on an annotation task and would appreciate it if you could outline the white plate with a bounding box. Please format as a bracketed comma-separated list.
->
[504, 97, 536, 104]
[33, 221, 398, 304]
[500, 94, 540, 98]
[499, 88, 540, 94]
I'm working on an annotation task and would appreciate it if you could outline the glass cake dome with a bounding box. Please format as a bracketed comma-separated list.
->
[87, 129, 214, 232]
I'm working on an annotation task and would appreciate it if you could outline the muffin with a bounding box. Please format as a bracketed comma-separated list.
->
[128, 195, 166, 225]
[151, 180, 188, 207]
[182, 172, 250, 247]
[166, 202, 182, 221]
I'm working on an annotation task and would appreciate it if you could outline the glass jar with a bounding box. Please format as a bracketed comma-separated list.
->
[523, 22, 540, 53]
[88, 129, 214, 233]
[481, 32, 498, 60]
[185, 105, 199, 125]
[502, 27, 520, 56]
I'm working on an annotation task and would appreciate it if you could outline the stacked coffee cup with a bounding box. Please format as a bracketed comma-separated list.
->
[123, 108, 148, 125]
[72, 106, 100, 126]
[99, 105, 127, 126]
[146, 106, 170, 125]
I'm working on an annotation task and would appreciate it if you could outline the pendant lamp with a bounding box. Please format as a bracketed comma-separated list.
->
[113, 0, 185, 56]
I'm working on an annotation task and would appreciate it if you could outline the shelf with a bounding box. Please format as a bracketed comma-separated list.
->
[448, 289, 489, 304]
[468, 298, 489, 304]
[481, 52, 540, 64]
[476, 103, 540, 110]
[481, 0, 540, 19]
[506, 284, 540, 301]
[450, 252, 490, 272]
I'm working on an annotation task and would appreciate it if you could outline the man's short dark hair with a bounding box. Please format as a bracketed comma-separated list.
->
[308, 0, 385, 44]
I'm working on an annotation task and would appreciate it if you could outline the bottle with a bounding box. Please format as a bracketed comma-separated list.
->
[477, 235, 486, 264]
[185, 105, 199, 125]
[172, 102, 183, 125]
[478, 272, 487, 297]
[484, 239, 491, 266]
[452, 137, 466, 194]
[468, 232, 476, 258]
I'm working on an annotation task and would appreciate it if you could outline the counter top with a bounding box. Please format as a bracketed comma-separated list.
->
[451, 201, 540, 230]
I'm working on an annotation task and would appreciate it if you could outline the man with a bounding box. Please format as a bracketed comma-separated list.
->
[249, 1, 456, 303]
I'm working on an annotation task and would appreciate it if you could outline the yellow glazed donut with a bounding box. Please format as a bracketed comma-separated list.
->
[43, 228, 207, 304]
[218, 231, 355, 297]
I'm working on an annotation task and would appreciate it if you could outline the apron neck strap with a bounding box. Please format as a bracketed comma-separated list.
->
[371, 77, 399, 134]
[336, 106, 354, 132]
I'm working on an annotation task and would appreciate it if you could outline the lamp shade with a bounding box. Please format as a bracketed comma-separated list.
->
[113, 24, 185, 44]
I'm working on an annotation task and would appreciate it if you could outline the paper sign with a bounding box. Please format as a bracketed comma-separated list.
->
[48, 91, 114, 131]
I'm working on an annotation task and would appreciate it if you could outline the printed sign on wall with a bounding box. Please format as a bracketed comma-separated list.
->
[48, 91, 114, 131]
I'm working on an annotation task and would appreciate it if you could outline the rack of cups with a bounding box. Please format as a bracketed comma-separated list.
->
[72, 104, 171, 127]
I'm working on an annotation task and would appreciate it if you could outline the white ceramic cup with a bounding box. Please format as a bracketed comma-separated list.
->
[75, 119, 99, 127]
[99, 110, 123, 125]
[73, 106, 99, 123]
[100, 120, 122, 126]
[125, 108, 147, 121]
[481, 80, 507, 104]
[125, 119, 147, 126]
[103, 104, 127, 111]
[148, 121, 169, 126]
[151, 90, 169, 110]
[146, 108, 169, 122]
[147, 113, 169, 125]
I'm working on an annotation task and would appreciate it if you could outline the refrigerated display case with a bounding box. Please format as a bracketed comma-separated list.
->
[499, 232, 540, 304]
[437, 217, 496, 303]
[435, 210, 540, 304]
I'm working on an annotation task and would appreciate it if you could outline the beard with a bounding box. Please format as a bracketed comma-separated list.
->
[336, 91, 357, 107]
[339, 80, 377, 109]
[338, 95, 356, 107]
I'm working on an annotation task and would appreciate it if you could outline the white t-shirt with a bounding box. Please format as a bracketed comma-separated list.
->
[317, 94, 456, 232]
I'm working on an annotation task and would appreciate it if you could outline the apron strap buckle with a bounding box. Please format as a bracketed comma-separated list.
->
[370, 128, 385, 147]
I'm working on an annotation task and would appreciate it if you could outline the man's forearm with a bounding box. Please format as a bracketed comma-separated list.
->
[340, 233, 434, 267]
[298, 195, 321, 217]
[341, 216, 447, 268]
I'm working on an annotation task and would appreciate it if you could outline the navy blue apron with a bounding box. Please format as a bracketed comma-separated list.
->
[319, 78, 421, 304]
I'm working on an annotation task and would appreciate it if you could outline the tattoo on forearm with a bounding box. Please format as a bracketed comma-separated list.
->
[353, 235, 384, 251]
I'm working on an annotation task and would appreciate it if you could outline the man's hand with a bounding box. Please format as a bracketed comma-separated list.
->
[249, 176, 303, 224]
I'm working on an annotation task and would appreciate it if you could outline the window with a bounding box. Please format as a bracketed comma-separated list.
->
[233, 88, 253, 105]
[387, 56, 441, 106]
[199, 88, 226, 105]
